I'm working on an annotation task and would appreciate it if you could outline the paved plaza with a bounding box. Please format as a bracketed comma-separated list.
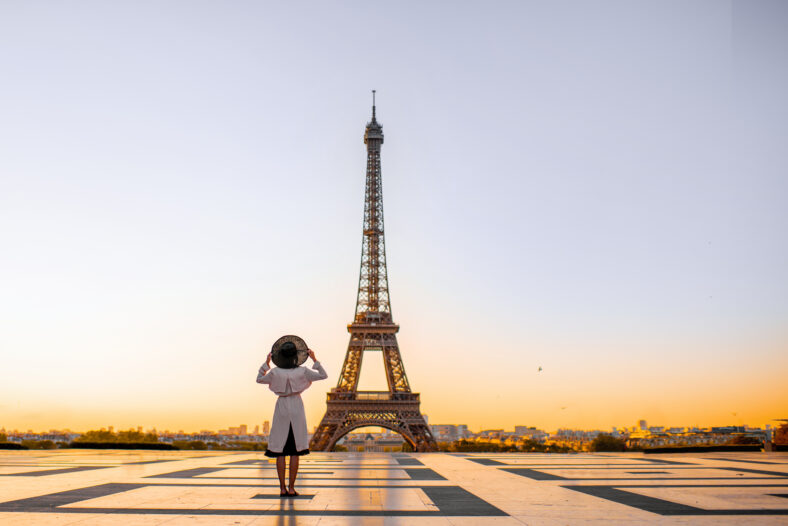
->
[0, 450, 786, 525]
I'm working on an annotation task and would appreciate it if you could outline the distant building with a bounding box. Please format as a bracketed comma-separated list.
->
[479, 429, 505, 440]
[514, 426, 548, 441]
[341, 432, 404, 452]
[431, 425, 461, 441]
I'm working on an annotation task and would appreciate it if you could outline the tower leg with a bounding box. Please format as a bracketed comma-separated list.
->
[310, 398, 437, 452]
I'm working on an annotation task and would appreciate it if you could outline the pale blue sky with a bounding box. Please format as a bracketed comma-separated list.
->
[0, 1, 786, 432]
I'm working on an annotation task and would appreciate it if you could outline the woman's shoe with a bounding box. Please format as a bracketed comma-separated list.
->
[287, 489, 299, 497]
[279, 489, 288, 497]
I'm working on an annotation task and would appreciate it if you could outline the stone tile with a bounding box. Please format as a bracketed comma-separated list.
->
[74, 514, 184, 525]
[0, 512, 104, 525]
[446, 517, 523, 525]
[1, 451, 786, 524]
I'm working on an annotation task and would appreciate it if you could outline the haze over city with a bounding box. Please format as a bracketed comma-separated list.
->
[1, 0, 786, 435]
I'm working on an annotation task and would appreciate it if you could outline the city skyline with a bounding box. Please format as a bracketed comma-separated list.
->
[1, 1, 787, 434]
[3, 418, 777, 438]
[2, 414, 784, 438]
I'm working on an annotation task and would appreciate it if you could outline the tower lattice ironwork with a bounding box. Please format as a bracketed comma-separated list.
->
[310, 93, 437, 452]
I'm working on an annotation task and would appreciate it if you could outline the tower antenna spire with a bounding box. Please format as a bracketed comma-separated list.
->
[372, 89, 376, 120]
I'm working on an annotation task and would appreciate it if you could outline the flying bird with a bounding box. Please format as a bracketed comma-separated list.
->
[538, 366, 542, 372]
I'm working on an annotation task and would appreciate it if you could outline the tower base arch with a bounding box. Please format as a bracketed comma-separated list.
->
[310, 392, 436, 452]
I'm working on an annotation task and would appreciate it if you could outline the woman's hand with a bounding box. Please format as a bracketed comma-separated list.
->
[308, 349, 316, 362]
[266, 352, 272, 366]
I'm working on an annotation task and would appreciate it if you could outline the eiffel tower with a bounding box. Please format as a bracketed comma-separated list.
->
[310, 93, 437, 452]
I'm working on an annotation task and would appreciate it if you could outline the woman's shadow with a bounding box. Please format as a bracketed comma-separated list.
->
[273, 504, 297, 526]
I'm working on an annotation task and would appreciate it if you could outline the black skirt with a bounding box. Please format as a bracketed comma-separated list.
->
[265, 424, 310, 457]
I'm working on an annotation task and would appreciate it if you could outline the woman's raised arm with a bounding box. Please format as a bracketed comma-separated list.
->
[304, 349, 328, 381]
[256, 352, 274, 384]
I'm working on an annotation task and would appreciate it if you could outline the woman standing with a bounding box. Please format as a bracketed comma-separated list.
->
[256, 335, 328, 496]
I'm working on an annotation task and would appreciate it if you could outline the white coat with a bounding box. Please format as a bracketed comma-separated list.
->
[256, 361, 328, 452]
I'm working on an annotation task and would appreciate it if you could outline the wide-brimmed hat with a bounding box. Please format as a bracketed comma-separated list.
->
[271, 335, 309, 368]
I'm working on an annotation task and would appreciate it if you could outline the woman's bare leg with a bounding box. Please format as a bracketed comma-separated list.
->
[287, 455, 299, 494]
[275, 457, 286, 493]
